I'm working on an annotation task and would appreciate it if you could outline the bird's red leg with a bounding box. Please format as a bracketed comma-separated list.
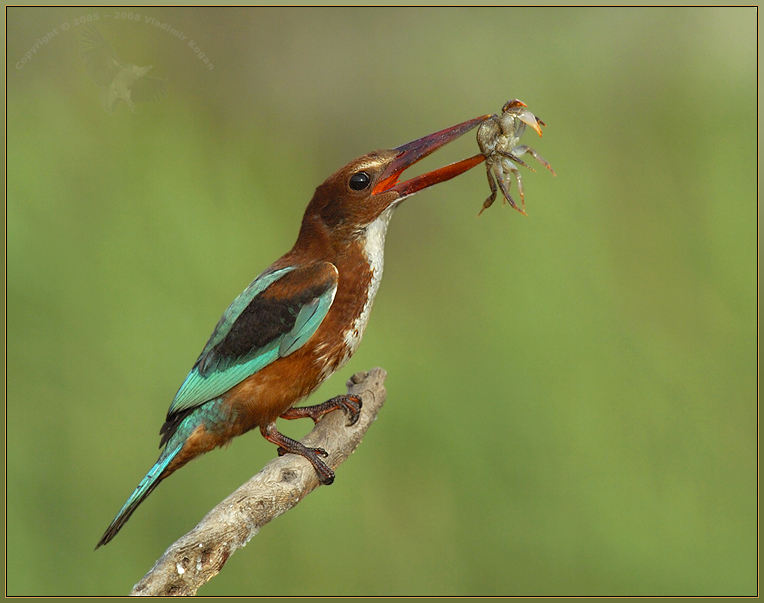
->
[280, 394, 362, 425]
[261, 423, 336, 485]
[265, 395, 361, 485]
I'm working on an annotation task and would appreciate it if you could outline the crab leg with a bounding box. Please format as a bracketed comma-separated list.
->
[496, 150, 534, 171]
[512, 145, 556, 176]
[478, 163, 499, 216]
[495, 161, 525, 215]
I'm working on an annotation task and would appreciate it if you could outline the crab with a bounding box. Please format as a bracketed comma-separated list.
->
[476, 99, 555, 216]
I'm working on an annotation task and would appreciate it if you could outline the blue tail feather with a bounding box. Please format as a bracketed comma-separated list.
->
[96, 443, 182, 549]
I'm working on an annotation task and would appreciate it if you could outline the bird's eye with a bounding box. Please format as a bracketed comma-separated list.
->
[349, 171, 371, 191]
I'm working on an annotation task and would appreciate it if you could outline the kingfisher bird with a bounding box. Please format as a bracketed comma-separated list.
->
[97, 114, 488, 548]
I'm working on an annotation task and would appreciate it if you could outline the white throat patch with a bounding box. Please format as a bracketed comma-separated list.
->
[343, 204, 397, 356]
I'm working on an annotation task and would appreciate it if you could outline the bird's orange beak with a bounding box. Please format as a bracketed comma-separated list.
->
[373, 115, 490, 198]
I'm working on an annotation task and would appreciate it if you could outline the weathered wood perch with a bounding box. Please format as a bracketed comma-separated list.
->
[130, 368, 388, 596]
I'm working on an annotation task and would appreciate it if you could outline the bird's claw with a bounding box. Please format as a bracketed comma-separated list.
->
[277, 445, 327, 457]
[272, 393, 362, 485]
[279, 394, 362, 426]
[340, 394, 363, 426]
[274, 442, 333, 484]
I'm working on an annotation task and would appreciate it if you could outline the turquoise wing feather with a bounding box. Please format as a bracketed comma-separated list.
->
[168, 262, 338, 416]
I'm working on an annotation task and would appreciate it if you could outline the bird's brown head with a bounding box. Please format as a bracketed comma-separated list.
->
[300, 115, 489, 245]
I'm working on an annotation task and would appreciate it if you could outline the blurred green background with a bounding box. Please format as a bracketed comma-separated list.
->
[7, 6, 757, 596]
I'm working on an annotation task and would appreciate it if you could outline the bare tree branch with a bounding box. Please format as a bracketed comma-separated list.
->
[130, 368, 388, 596]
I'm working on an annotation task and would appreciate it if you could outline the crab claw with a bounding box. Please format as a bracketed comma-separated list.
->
[512, 109, 545, 137]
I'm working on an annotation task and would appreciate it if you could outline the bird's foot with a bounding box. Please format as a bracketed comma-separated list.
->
[280, 394, 362, 426]
[263, 425, 335, 485]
